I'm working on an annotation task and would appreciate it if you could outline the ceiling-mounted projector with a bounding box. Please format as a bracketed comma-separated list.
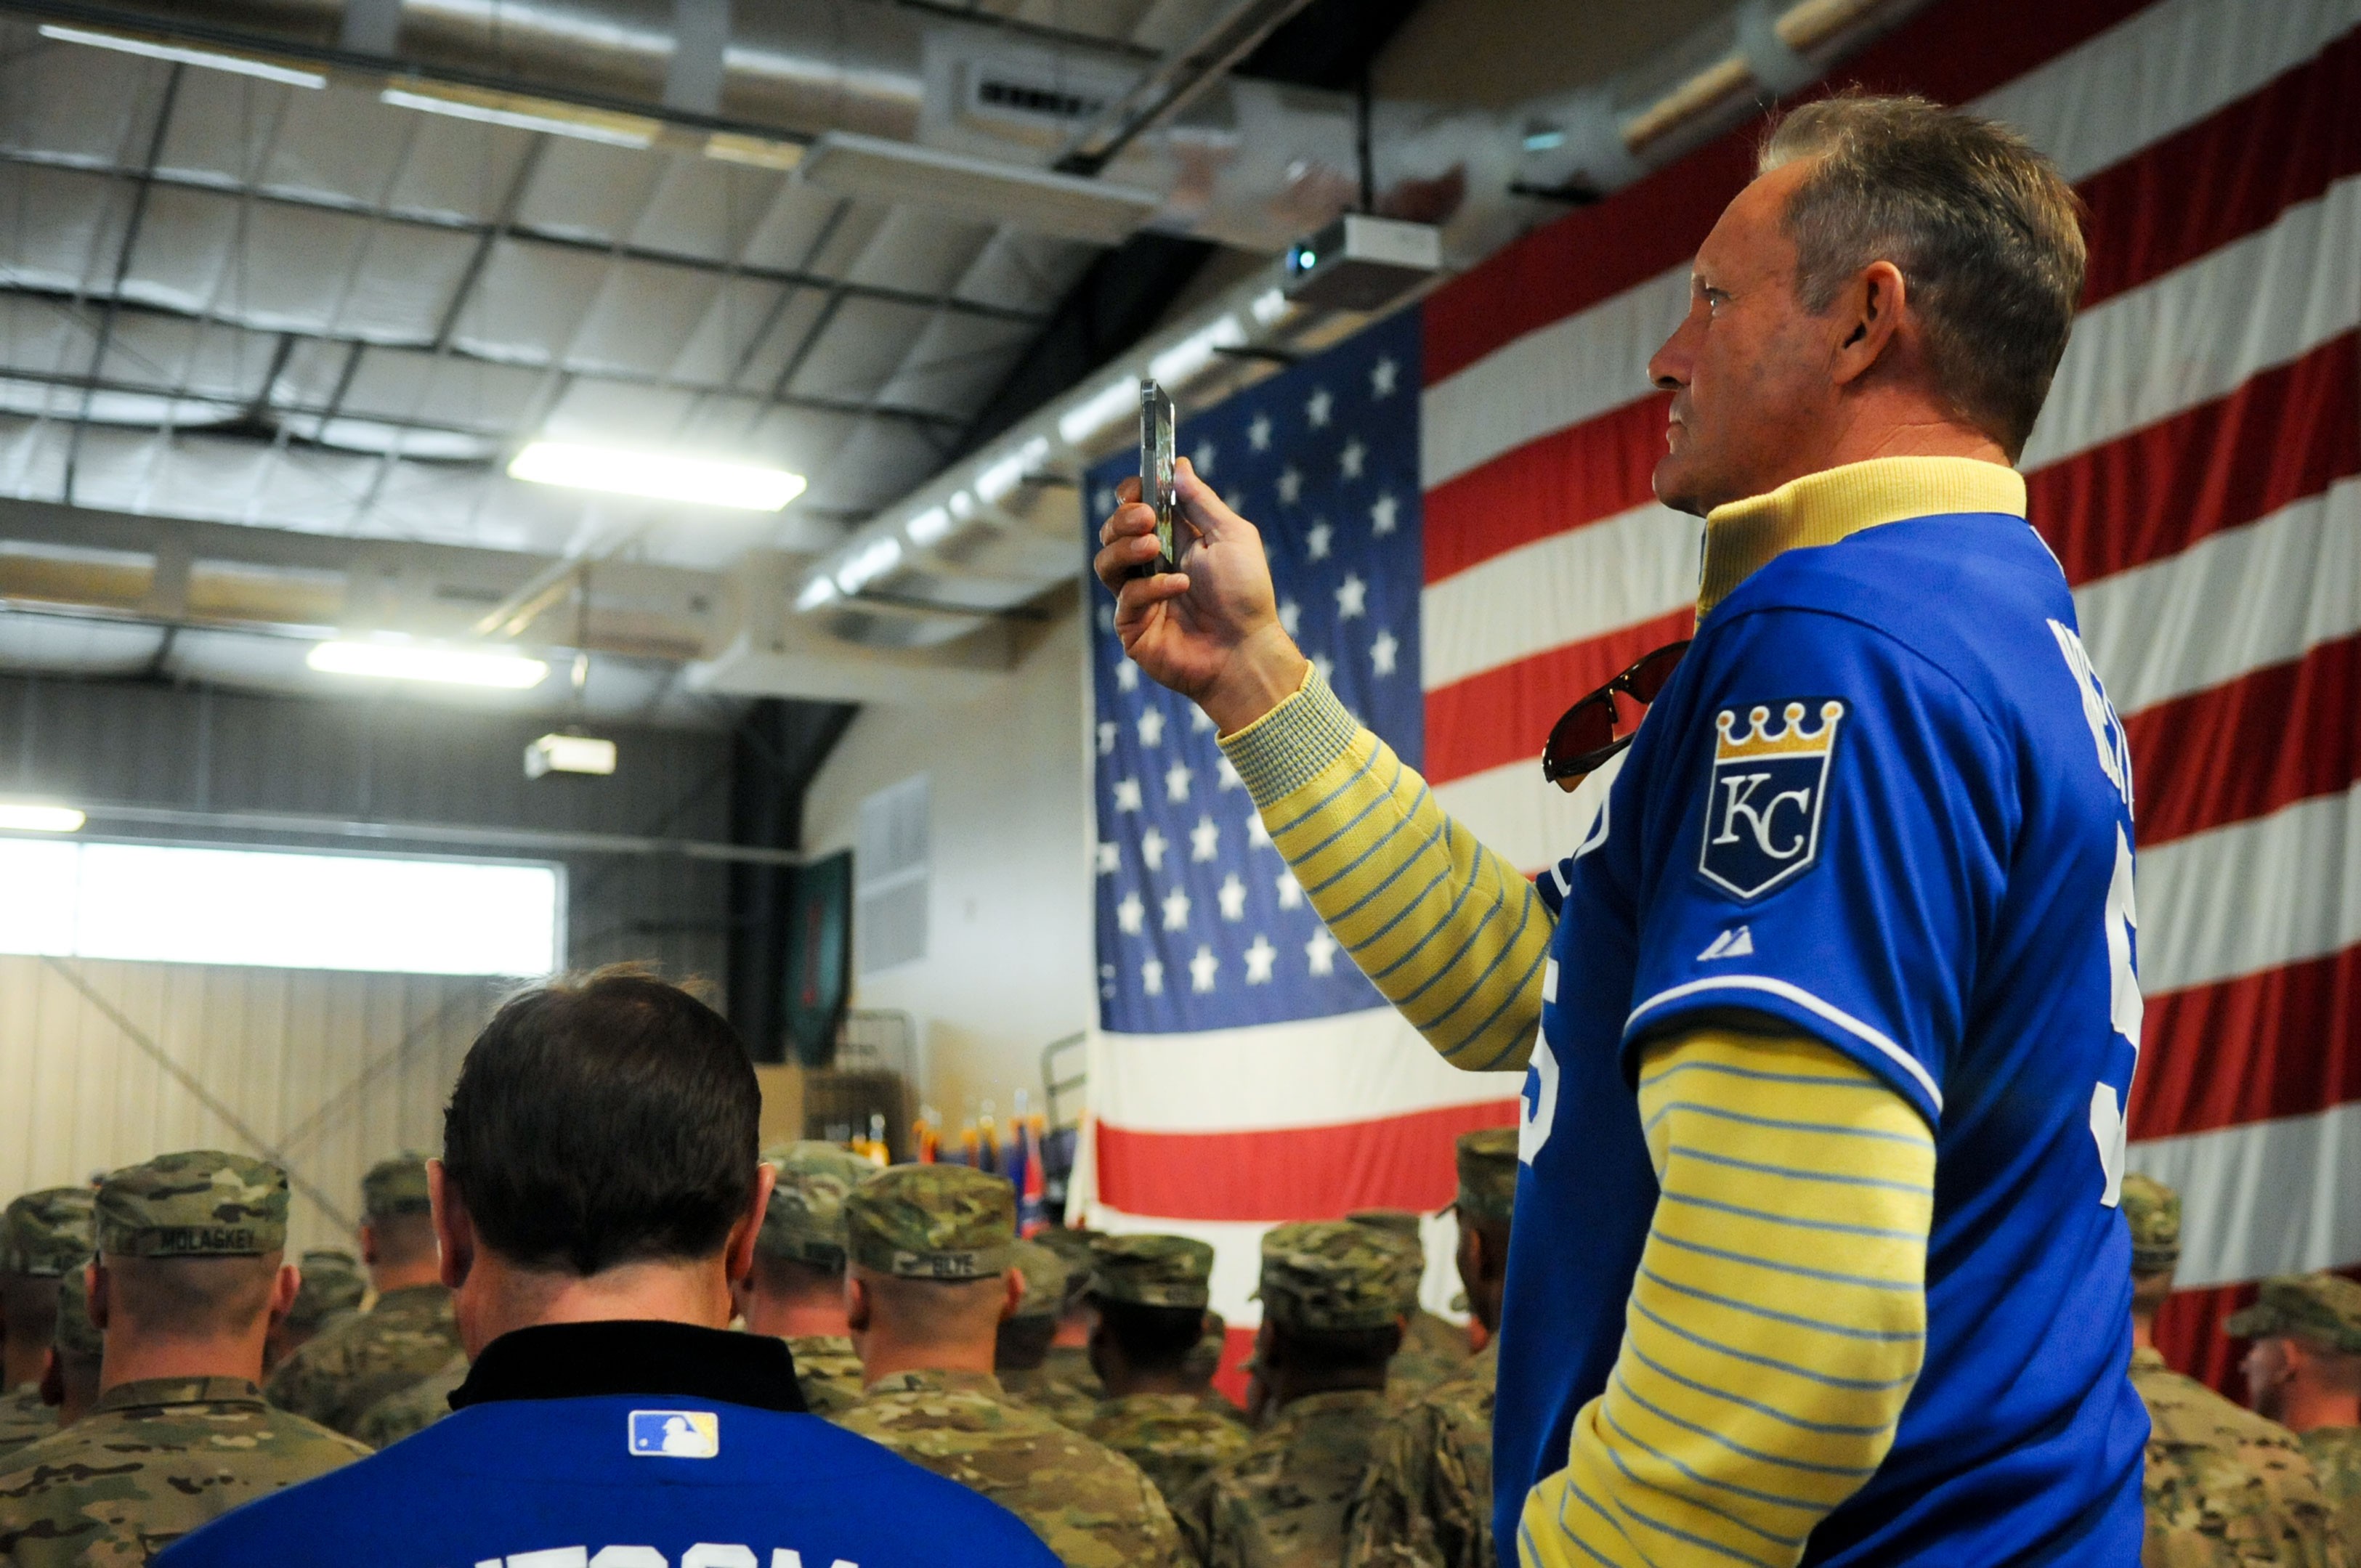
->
[1281, 214, 1442, 313]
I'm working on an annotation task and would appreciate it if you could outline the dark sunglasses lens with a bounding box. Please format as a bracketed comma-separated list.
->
[1544, 694, 1619, 781]
[1626, 640, 1692, 704]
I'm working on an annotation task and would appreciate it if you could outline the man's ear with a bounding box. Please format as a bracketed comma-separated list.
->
[999, 1268, 1023, 1325]
[844, 1272, 872, 1335]
[1829, 259, 1909, 388]
[358, 1219, 381, 1268]
[2280, 1336, 2315, 1386]
[428, 1160, 474, 1289]
[724, 1163, 777, 1287]
[86, 1259, 110, 1334]
[268, 1262, 301, 1324]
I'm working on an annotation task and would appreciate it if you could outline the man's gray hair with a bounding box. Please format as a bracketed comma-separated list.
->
[1762, 92, 2085, 459]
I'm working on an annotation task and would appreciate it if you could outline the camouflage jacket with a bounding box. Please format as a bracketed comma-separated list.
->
[1040, 1345, 1106, 1402]
[1178, 1387, 1390, 1568]
[785, 1335, 864, 1421]
[0, 1376, 366, 1565]
[1001, 1365, 1102, 1431]
[2299, 1426, 2361, 1564]
[1345, 1341, 1497, 1568]
[1084, 1391, 1253, 1510]
[0, 1389, 54, 1467]
[264, 1283, 462, 1437]
[2131, 1347, 2345, 1566]
[350, 1350, 469, 1450]
[835, 1368, 1186, 1568]
[1385, 1312, 1470, 1408]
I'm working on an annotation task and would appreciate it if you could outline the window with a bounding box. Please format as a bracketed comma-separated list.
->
[856, 773, 929, 975]
[0, 839, 562, 976]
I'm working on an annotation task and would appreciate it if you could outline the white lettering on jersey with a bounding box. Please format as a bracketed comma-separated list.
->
[2105, 826, 2143, 1053]
[509, 1553, 586, 1568]
[589, 1553, 665, 1568]
[1520, 1033, 1560, 1166]
[2049, 619, 2134, 815]
[497, 1550, 860, 1568]
[2089, 1084, 2128, 1209]
[684, 1549, 758, 1568]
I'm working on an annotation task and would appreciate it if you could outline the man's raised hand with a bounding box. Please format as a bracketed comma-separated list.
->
[1092, 458, 1309, 736]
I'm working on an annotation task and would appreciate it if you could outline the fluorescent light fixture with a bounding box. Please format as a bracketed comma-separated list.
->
[1523, 129, 1568, 152]
[381, 86, 654, 149]
[308, 641, 551, 689]
[0, 802, 84, 833]
[525, 733, 617, 779]
[794, 576, 841, 612]
[835, 536, 904, 596]
[1150, 314, 1247, 388]
[507, 441, 806, 511]
[906, 506, 953, 546]
[1059, 377, 1141, 447]
[39, 24, 327, 88]
[973, 435, 1053, 505]
[798, 131, 1161, 245]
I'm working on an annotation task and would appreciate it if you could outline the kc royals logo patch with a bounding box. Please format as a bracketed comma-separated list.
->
[1699, 699, 1845, 900]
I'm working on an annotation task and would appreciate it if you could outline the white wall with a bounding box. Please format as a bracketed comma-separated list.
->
[805, 605, 1095, 1129]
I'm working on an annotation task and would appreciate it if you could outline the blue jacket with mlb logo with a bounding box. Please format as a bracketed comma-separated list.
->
[155, 1320, 1058, 1568]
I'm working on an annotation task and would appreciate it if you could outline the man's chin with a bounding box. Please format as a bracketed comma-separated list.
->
[1651, 456, 1712, 519]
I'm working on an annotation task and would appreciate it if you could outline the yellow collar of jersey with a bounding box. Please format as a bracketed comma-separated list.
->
[1696, 456, 2027, 620]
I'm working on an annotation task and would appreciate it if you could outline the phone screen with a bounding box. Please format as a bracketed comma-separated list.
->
[1139, 379, 1177, 573]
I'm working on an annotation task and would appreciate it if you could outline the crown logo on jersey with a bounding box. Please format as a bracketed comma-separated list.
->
[1714, 700, 1846, 762]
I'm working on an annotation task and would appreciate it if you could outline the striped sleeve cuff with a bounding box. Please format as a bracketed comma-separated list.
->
[1218, 665, 1362, 810]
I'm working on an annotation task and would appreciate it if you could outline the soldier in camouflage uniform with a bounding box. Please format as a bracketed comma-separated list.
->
[1175, 1220, 1401, 1567]
[1346, 1128, 1518, 1568]
[1345, 1210, 1467, 1405]
[349, 1349, 466, 1450]
[1080, 1233, 1250, 1509]
[0, 1151, 368, 1564]
[0, 1191, 93, 1463]
[998, 1242, 1099, 1431]
[1031, 1227, 1108, 1406]
[262, 1249, 363, 1376]
[2123, 1174, 2344, 1567]
[834, 1165, 1186, 1567]
[2228, 1272, 2361, 1554]
[735, 1142, 876, 1418]
[264, 1155, 461, 1437]
[41, 1264, 102, 1432]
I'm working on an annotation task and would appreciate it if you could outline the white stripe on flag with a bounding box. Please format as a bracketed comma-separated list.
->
[2129, 1101, 2361, 1288]
[2140, 781, 2361, 998]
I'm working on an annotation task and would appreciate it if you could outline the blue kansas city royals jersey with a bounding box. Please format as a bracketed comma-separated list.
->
[1500, 511, 2150, 1561]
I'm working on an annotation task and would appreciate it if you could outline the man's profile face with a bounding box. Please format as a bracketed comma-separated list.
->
[2243, 1336, 2289, 1421]
[1648, 159, 1840, 517]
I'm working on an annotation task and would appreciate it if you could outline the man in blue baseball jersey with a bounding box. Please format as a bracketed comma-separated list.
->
[1098, 92, 2147, 1564]
[157, 970, 1056, 1568]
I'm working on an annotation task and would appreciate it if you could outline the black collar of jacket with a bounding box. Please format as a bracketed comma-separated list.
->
[451, 1320, 807, 1415]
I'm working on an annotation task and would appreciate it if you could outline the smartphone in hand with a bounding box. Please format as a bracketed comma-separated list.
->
[1138, 378, 1178, 576]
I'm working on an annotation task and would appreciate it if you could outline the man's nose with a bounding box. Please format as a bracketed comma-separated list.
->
[1648, 322, 1693, 391]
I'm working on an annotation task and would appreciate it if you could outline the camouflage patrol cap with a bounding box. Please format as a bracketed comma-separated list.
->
[1345, 1209, 1427, 1312]
[1032, 1225, 1100, 1270]
[2121, 1173, 2179, 1273]
[758, 1142, 878, 1269]
[1455, 1128, 1519, 1227]
[52, 1264, 101, 1359]
[1, 1187, 94, 1277]
[2224, 1273, 2361, 1354]
[843, 1164, 1016, 1281]
[95, 1150, 288, 1258]
[1008, 1240, 1071, 1320]
[287, 1248, 366, 1331]
[362, 1154, 433, 1221]
[1257, 1220, 1405, 1333]
[1087, 1232, 1213, 1309]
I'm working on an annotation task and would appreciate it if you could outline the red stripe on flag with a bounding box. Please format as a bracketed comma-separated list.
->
[2129, 635, 2361, 850]
[1420, 0, 2159, 383]
[2131, 943, 2361, 1140]
[1424, 395, 1670, 585]
[2078, 28, 2361, 309]
[1425, 608, 1693, 787]
[2149, 1280, 2261, 1402]
[1093, 1100, 1519, 1222]
[2031, 332, 2361, 588]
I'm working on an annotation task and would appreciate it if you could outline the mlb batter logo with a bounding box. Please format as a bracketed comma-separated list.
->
[628, 1409, 719, 1458]
[1700, 699, 1846, 900]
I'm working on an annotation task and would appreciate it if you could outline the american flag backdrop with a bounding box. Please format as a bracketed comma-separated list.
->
[1077, 0, 2361, 1398]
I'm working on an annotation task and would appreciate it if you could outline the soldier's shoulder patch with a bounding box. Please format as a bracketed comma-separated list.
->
[1699, 699, 1844, 901]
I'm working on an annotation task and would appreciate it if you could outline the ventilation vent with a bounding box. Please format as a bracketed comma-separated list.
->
[855, 773, 930, 975]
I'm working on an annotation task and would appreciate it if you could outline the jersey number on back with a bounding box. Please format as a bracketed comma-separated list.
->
[2054, 620, 2141, 1208]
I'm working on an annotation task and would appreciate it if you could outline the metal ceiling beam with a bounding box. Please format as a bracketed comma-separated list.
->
[1053, 0, 1323, 176]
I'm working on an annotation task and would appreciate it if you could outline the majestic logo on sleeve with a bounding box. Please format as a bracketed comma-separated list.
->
[1699, 700, 1845, 900]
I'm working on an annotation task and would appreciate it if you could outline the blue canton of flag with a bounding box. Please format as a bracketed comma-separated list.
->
[1086, 309, 1422, 1033]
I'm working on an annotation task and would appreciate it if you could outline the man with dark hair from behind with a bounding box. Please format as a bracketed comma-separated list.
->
[1082, 1234, 1249, 1508]
[0, 1189, 93, 1462]
[158, 969, 1057, 1568]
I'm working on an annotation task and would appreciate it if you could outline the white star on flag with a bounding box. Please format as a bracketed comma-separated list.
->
[1244, 935, 1277, 984]
[1306, 520, 1333, 561]
[1163, 886, 1192, 930]
[1371, 493, 1398, 535]
[1097, 603, 1116, 632]
[1312, 652, 1334, 684]
[1191, 704, 1214, 732]
[1247, 810, 1271, 848]
[1114, 778, 1143, 813]
[1335, 573, 1367, 619]
[1191, 815, 1220, 861]
[1094, 486, 1116, 514]
[1140, 826, 1167, 871]
[1306, 927, 1339, 976]
[1142, 958, 1164, 995]
[1097, 720, 1116, 754]
[1371, 357, 1398, 397]
[1371, 627, 1398, 677]
[1218, 756, 1243, 790]
[1276, 869, 1304, 909]
[1340, 439, 1365, 480]
[1138, 707, 1165, 747]
[1193, 440, 1217, 474]
[1165, 760, 1194, 801]
[1218, 874, 1247, 920]
[1249, 413, 1272, 450]
[1278, 467, 1303, 504]
[1116, 892, 1144, 933]
[1096, 841, 1120, 874]
[1190, 945, 1219, 991]
[1306, 387, 1333, 427]
[1277, 598, 1302, 635]
[1116, 659, 1139, 692]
